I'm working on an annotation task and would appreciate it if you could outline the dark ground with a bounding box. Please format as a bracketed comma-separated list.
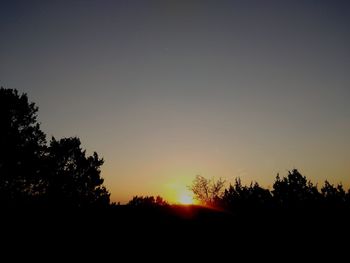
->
[1, 205, 349, 260]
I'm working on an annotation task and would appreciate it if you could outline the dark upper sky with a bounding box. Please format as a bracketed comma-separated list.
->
[1, 0, 350, 203]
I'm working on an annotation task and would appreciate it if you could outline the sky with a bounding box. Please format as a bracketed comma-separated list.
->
[1, 0, 349, 203]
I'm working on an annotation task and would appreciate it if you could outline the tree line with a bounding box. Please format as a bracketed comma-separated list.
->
[190, 170, 350, 212]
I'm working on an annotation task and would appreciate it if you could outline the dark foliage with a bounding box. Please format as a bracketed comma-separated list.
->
[127, 195, 168, 207]
[321, 180, 347, 209]
[44, 137, 110, 208]
[222, 178, 272, 211]
[0, 88, 46, 206]
[272, 169, 321, 209]
[192, 169, 350, 212]
[0, 87, 110, 208]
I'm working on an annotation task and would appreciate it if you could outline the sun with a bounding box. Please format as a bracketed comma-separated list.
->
[179, 194, 194, 205]
[164, 180, 198, 205]
[179, 193, 194, 205]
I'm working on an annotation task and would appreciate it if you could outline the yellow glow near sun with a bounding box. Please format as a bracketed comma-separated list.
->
[163, 180, 198, 205]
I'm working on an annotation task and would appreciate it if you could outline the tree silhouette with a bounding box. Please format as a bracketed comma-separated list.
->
[128, 196, 155, 207]
[190, 175, 225, 206]
[0, 87, 46, 206]
[127, 195, 168, 207]
[0, 87, 110, 208]
[155, 196, 168, 206]
[222, 178, 272, 211]
[45, 137, 110, 208]
[272, 169, 320, 209]
[321, 180, 346, 209]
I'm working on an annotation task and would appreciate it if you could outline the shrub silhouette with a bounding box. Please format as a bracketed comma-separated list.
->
[0, 87, 110, 208]
[128, 195, 168, 207]
[272, 169, 320, 209]
[222, 178, 272, 211]
[321, 180, 346, 209]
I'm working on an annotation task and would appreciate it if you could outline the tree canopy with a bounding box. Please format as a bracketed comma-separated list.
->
[44, 137, 110, 208]
[0, 87, 110, 208]
[0, 88, 46, 205]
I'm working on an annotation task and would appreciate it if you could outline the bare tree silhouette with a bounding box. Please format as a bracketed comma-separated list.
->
[190, 175, 225, 206]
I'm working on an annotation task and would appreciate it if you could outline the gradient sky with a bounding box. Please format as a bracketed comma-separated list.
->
[1, 0, 349, 203]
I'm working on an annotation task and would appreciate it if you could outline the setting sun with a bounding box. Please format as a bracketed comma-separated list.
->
[163, 180, 198, 205]
[179, 193, 195, 205]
